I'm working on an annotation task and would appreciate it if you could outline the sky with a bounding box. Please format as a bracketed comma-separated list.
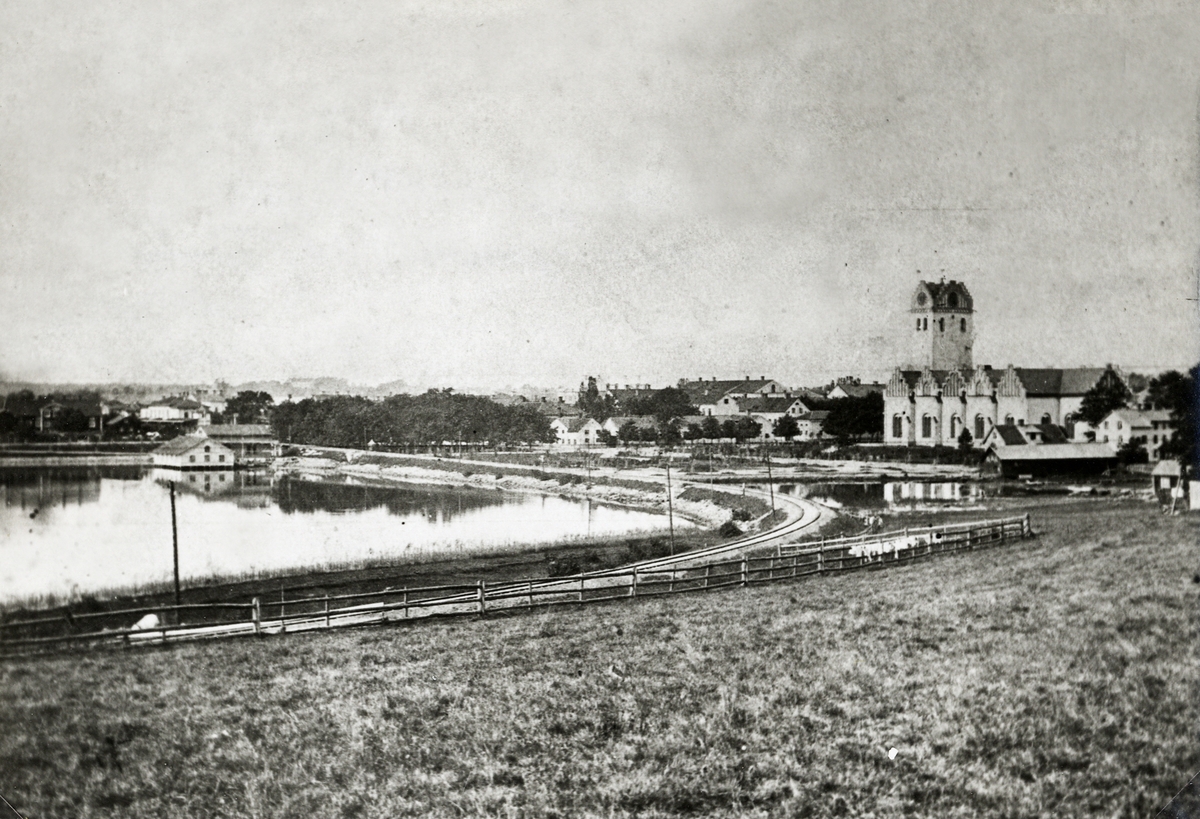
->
[2, 0, 1198, 391]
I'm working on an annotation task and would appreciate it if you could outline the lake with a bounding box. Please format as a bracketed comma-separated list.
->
[0, 466, 680, 604]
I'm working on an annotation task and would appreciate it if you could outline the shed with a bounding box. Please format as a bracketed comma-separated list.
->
[983, 443, 1116, 478]
[152, 433, 236, 469]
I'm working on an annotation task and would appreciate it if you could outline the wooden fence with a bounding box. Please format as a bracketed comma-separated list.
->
[0, 515, 1032, 657]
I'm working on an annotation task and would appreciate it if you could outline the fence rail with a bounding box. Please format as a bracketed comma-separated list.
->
[1, 515, 1032, 657]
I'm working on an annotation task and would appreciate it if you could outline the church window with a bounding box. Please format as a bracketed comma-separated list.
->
[948, 292, 958, 308]
[923, 318, 928, 331]
[1041, 413, 1051, 425]
[1004, 414, 1014, 426]
[975, 415, 985, 439]
[921, 415, 932, 438]
[916, 318, 921, 331]
[950, 415, 960, 438]
[960, 318, 966, 332]
[892, 415, 902, 438]
[939, 318, 945, 332]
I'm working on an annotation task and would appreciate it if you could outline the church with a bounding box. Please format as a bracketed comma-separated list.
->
[882, 280, 1126, 448]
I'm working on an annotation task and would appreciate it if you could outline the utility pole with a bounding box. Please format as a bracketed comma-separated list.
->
[665, 461, 676, 555]
[765, 449, 775, 519]
[169, 481, 180, 609]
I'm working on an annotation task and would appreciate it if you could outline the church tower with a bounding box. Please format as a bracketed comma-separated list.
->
[910, 279, 973, 371]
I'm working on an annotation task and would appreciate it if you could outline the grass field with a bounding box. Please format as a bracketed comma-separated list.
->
[1, 500, 1195, 818]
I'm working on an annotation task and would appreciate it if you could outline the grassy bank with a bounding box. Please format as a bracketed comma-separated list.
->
[1, 501, 1195, 818]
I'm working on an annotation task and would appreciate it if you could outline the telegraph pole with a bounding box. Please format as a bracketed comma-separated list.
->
[765, 450, 775, 519]
[169, 481, 180, 608]
[665, 461, 676, 555]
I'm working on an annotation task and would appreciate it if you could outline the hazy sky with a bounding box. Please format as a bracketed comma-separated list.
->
[3, 0, 1198, 390]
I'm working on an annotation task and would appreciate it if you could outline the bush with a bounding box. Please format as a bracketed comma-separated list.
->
[718, 520, 744, 538]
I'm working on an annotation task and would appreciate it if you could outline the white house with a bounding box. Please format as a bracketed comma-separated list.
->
[152, 432, 236, 469]
[602, 416, 658, 439]
[794, 410, 828, 440]
[1094, 408, 1175, 460]
[140, 397, 212, 426]
[550, 417, 604, 447]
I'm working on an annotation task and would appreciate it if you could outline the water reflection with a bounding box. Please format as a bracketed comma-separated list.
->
[778, 480, 991, 508]
[1, 466, 678, 603]
[271, 476, 507, 521]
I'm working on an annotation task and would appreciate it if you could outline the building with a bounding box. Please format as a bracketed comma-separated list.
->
[827, 382, 886, 400]
[908, 279, 974, 371]
[983, 443, 1117, 478]
[140, 397, 212, 425]
[152, 433, 236, 469]
[602, 415, 658, 439]
[883, 279, 1131, 448]
[794, 410, 829, 441]
[676, 377, 788, 416]
[550, 417, 604, 447]
[980, 423, 1071, 449]
[1093, 408, 1175, 460]
[203, 424, 279, 463]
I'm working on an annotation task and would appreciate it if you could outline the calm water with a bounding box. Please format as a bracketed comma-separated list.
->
[0, 466, 680, 603]
[777, 480, 1005, 509]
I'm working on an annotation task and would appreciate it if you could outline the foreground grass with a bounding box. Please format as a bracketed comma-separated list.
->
[1, 501, 1196, 818]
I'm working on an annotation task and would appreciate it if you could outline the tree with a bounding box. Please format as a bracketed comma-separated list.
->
[618, 420, 640, 444]
[623, 387, 698, 425]
[772, 414, 799, 440]
[1077, 371, 1132, 427]
[821, 393, 884, 441]
[957, 429, 973, 453]
[658, 420, 682, 447]
[225, 391, 276, 424]
[1117, 437, 1148, 465]
[701, 415, 722, 440]
[576, 376, 615, 422]
[1155, 366, 1197, 469]
[731, 415, 762, 442]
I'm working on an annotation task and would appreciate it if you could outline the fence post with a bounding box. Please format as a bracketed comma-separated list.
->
[402, 588, 408, 620]
[669, 567, 676, 593]
[252, 598, 261, 635]
[818, 539, 825, 574]
[704, 564, 710, 589]
[478, 580, 487, 615]
[740, 555, 748, 587]
[324, 595, 330, 628]
[528, 578, 534, 608]
[631, 568, 638, 598]
[1023, 513, 1031, 537]
[579, 574, 584, 603]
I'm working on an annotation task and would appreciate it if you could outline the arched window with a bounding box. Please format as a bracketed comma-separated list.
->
[1040, 413, 1051, 425]
[975, 415, 985, 439]
[916, 318, 921, 331]
[939, 318, 945, 332]
[892, 415, 903, 438]
[948, 292, 959, 308]
[960, 318, 966, 332]
[950, 415, 960, 438]
[922, 415, 932, 438]
[923, 318, 928, 331]
[1004, 414, 1014, 426]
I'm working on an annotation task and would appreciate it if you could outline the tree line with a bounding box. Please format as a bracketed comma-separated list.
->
[271, 391, 555, 448]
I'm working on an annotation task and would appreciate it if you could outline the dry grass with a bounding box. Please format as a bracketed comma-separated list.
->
[1, 501, 1195, 818]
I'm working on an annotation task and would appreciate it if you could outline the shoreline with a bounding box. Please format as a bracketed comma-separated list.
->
[276, 455, 744, 529]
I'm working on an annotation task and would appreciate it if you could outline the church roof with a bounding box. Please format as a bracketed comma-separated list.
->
[913, 279, 973, 311]
[1012, 368, 1110, 396]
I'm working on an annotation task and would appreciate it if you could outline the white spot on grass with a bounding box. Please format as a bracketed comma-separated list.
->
[888, 747, 898, 760]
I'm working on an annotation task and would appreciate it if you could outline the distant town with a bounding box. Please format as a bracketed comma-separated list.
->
[1, 280, 1191, 487]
